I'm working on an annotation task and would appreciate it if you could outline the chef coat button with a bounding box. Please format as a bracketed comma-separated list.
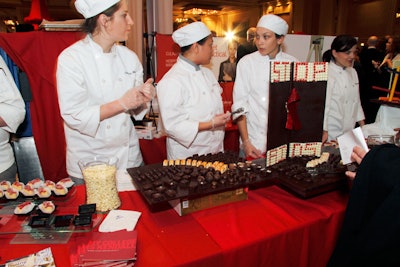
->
[118, 78, 123, 82]
[123, 122, 127, 127]
[107, 125, 111, 129]
[102, 79, 106, 83]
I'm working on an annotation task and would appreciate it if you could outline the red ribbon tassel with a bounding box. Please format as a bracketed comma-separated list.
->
[285, 87, 301, 130]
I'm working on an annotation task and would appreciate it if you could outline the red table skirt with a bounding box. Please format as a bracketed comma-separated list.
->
[0, 185, 348, 267]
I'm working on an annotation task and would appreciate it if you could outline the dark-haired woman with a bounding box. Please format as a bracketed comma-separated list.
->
[157, 22, 231, 160]
[56, 0, 155, 182]
[322, 35, 365, 142]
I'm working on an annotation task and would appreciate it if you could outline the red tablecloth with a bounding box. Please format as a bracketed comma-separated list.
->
[0, 185, 348, 266]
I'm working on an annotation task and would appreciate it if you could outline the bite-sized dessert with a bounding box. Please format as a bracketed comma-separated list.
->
[0, 180, 11, 191]
[57, 177, 74, 188]
[21, 184, 36, 197]
[38, 201, 55, 214]
[27, 178, 44, 189]
[11, 181, 24, 192]
[44, 180, 56, 191]
[306, 152, 330, 168]
[5, 187, 19, 199]
[54, 184, 68, 196]
[0, 190, 3, 198]
[37, 186, 51, 198]
[14, 201, 35, 215]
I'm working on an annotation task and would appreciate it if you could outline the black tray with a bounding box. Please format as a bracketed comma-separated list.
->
[127, 152, 276, 212]
[272, 155, 348, 198]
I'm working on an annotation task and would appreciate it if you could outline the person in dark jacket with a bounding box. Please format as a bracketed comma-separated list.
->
[328, 144, 400, 267]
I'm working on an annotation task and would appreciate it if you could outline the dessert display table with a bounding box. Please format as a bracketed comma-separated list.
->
[0, 184, 348, 266]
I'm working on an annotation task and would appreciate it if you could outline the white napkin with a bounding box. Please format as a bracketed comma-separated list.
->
[99, 209, 141, 232]
[337, 127, 368, 165]
[116, 170, 136, 192]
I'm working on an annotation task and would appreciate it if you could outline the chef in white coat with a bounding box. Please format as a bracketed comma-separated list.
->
[156, 22, 231, 160]
[0, 57, 25, 182]
[56, 0, 155, 182]
[322, 35, 365, 142]
[232, 14, 298, 159]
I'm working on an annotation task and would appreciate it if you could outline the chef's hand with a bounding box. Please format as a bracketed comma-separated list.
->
[139, 78, 156, 102]
[119, 87, 146, 112]
[212, 112, 231, 129]
[243, 140, 263, 159]
[345, 146, 367, 180]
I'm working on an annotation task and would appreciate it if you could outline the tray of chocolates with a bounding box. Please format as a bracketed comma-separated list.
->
[127, 152, 276, 211]
[272, 152, 348, 199]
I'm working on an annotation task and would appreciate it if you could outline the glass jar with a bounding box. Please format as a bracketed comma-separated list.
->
[78, 156, 121, 212]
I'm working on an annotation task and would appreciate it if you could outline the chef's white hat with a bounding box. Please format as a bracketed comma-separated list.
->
[172, 22, 211, 47]
[75, 0, 120, 19]
[257, 14, 288, 36]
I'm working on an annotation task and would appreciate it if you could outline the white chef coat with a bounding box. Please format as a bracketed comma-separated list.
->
[156, 55, 225, 160]
[232, 50, 298, 152]
[57, 35, 146, 178]
[362, 105, 400, 137]
[0, 57, 25, 173]
[323, 61, 365, 141]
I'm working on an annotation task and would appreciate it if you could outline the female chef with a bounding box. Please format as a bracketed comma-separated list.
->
[56, 0, 155, 182]
[322, 35, 365, 142]
[231, 14, 298, 159]
[156, 22, 231, 160]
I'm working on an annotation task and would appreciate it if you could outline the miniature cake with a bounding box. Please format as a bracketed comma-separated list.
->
[14, 201, 35, 215]
[44, 180, 56, 191]
[11, 181, 24, 192]
[0, 190, 3, 198]
[0, 180, 11, 191]
[38, 201, 55, 214]
[37, 186, 51, 198]
[57, 177, 74, 188]
[27, 178, 44, 189]
[21, 184, 36, 197]
[5, 187, 19, 199]
[54, 184, 68, 196]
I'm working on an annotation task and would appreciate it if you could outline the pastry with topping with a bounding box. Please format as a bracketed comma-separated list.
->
[57, 177, 74, 188]
[14, 201, 35, 215]
[27, 178, 44, 189]
[21, 185, 36, 197]
[0, 180, 11, 191]
[54, 184, 68, 196]
[38, 201, 55, 214]
[5, 187, 19, 199]
[37, 186, 51, 198]
[11, 181, 24, 192]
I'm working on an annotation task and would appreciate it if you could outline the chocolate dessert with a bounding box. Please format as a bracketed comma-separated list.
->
[127, 152, 275, 211]
[267, 62, 347, 198]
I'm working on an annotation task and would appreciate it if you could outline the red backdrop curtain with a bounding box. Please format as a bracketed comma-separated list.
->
[0, 31, 83, 181]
